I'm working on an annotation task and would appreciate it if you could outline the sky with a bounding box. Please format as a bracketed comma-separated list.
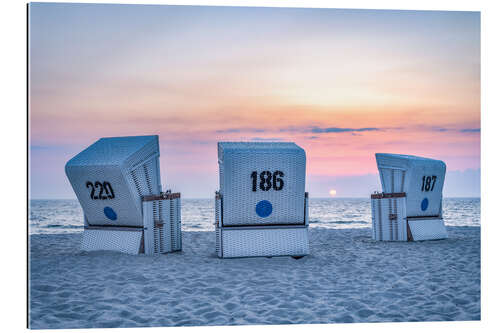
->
[29, 3, 480, 198]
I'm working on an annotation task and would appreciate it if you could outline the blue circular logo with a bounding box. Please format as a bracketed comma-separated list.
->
[256, 200, 273, 218]
[421, 198, 429, 211]
[104, 206, 117, 220]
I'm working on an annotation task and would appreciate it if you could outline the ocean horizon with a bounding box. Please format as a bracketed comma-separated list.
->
[29, 197, 480, 235]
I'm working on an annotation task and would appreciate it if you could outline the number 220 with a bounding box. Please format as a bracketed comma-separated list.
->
[86, 181, 115, 200]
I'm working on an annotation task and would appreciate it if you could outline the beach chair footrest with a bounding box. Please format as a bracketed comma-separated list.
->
[407, 217, 448, 241]
[82, 228, 143, 255]
[216, 225, 309, 258]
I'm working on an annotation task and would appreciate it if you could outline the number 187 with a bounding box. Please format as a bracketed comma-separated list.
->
[421, 175, 437, 192]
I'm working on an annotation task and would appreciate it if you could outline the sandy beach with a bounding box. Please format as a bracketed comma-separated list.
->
[28, 226, 480, 329]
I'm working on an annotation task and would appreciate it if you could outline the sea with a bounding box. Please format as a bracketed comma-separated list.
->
[29, 198, 480, 235]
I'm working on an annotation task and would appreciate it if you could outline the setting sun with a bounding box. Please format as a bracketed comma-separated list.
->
[27, 4, 480, 199]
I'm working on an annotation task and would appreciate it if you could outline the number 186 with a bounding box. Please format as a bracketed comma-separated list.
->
[251, 170, 284, 191]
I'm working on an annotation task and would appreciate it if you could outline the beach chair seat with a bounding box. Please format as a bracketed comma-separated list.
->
[371, 153, 448, 241]
[215, 142, 309, 258]
[66, 135, 182, 254]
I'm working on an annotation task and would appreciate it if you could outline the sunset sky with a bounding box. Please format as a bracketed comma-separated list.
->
[29, 3, 480, 198]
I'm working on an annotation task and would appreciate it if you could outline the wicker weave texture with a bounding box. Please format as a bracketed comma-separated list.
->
[215, 193, 309, 257]
[376, 153, 446, 217]
[408, 218, 448, 241]
[217, 226, 309, 258]
[218, 142, 306, 226]
[305, 194, 309, 225]
[142, 197, 182, 254]
[170, 197, 182, 251]
[215, 193, 222, 228]
[371, 196, 407, 241]
[215, 194, 223, 257]
[215, 228, 222, 257]
[66, 135, 161, 227]
[82, 229, 142, 254]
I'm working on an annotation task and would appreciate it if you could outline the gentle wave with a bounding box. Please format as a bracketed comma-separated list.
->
[45, 224, 82, 229]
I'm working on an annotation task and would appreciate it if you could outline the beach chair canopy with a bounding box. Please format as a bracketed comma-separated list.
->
[218, 142, 306, 226]
[375, 153, 446, 217]
[65, 135, 161, 227]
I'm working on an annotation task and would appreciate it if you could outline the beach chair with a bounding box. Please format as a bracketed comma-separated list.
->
[215, 142, 309, 258]
[65, 135, 182, 254]
[371, 153, 448, 241]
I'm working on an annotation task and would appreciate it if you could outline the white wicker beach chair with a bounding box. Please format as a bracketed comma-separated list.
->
[371, 153, 448, 241]
[65, 135, 182, 254]
[215, 142, 309, 258]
